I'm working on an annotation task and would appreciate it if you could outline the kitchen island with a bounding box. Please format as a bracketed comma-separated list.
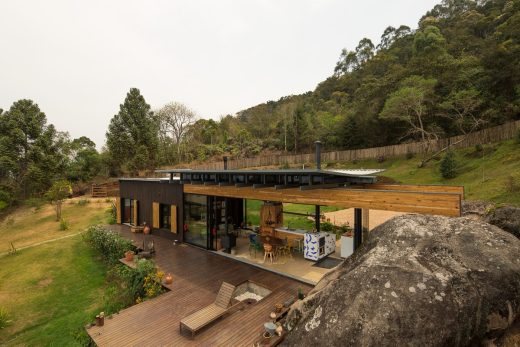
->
[274, 227, 336, 261]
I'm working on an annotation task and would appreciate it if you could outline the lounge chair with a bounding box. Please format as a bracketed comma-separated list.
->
[179, 281, 238, 338]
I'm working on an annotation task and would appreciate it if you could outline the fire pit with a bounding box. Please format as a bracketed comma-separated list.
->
[233, 280, 272, 304]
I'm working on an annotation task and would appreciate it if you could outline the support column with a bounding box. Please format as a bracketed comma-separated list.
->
[354, 208, 362, 250]
[315, 205, 321, 232]
[362, 208, 370, 242]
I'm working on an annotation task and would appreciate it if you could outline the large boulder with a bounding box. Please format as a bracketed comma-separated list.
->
[485, 206, 520, 239]
[282, 215, 520, 347]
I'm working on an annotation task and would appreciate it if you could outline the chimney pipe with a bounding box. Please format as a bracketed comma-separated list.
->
[315, 141, 322, 170]
[223, 156, 228, 170]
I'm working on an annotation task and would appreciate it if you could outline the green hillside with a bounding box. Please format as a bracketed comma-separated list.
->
[324, 139, 520, 206]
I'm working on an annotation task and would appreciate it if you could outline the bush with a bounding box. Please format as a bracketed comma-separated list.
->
[406, 152, 414, 160]
[115, 259, 164, 304]
[77, 198, 90, 206]
[0, 307, 13, 329]
[504, 174, 520, 193]
[25, 197, 45, 210]
[59, 218, 69, 230]
[377, 155, 385, 163]
[440, 151, 458, 179]
[106, 203, 117, 224]
[83, 225, 135, 264]
[475, 143, 483, 152]
[0, 201, 7, 212]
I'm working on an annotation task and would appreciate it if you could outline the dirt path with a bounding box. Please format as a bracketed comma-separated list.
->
[323, 208, 405, 230]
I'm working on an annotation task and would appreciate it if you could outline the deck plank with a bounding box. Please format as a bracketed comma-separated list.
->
[87, 225, 311, 346]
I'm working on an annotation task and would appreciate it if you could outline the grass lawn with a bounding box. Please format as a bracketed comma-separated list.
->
[246, 200, 341, 230]
[0, 198, 112, 346]
[0, 198, 113, 254]
[322, 139, 520, 206]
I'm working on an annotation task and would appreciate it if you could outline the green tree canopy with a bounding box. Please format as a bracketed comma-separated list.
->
[106, 88, 158, 175]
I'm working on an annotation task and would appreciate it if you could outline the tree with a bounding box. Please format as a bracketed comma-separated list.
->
[0, 100, 67, 200]
[156, 102, 197, 161]
[105, 88, 158, 175]
[380, 76, 439, 150]
[66, 136, 102, 182]
[440, 150, 458, 178]
[45, 180, 72, 221]
[439, 89, 485, 134]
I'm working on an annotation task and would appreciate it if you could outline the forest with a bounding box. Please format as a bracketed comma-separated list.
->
[1, 0, 520, 209]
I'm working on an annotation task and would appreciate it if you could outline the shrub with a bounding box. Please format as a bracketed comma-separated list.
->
[115, 259, 164, 304]
[83, 225, 135, 264]
[25, 197, 45, 210]
[77, 198, 90, 206]
[475, 143, 483, 152]
[377, 155, 385, 163]
[440, 151, 458, 179]
[106, 203, 117, 224]
[0, 201, 7, 212]
[406, 152, 414, 160]
[59, 218, 69, 231]
[504, 174, 520, 193]
[0, 307, 13, 329]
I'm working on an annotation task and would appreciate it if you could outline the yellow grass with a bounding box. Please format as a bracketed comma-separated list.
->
[0, 198, 113, 253]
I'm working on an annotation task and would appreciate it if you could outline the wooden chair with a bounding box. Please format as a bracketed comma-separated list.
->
[263, 243, 275, 263]
[179, 282, 238, 338]
[277, 238, 292, 259]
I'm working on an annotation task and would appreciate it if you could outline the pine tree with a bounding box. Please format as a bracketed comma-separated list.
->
[440, 150, 457, 179]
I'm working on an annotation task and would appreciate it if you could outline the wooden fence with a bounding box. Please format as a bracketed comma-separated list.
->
[184, 120, 520, 170]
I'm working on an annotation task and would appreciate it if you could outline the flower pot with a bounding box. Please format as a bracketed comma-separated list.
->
[125, 251, 134, 261]
[95, 315, 104, 327]
[164, 273, 173, 285]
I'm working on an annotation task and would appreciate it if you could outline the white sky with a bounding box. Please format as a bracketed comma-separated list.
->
[0, 0, 439, 148]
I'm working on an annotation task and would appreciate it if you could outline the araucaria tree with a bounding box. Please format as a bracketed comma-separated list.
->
[106, 88, 159, 175]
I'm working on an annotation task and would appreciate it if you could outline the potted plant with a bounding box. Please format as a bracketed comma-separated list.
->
[297, 287, 304, 300]
[125, 250, 134, 261]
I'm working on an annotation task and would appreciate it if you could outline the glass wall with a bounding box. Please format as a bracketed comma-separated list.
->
[183, 194, 208, 248]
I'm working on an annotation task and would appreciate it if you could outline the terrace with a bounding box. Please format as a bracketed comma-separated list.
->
[86, 225, 312, 346]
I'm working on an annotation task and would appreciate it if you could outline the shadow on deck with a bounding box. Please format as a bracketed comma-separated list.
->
[86, 225, 312, 346]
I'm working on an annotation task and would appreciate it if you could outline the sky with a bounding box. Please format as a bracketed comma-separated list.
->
[0, 0, 440, 149]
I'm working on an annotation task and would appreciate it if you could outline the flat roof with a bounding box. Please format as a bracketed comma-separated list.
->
[155, 168, 385, 177]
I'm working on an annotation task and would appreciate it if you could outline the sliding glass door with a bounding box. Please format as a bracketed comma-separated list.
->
[183, 194, 208, 248]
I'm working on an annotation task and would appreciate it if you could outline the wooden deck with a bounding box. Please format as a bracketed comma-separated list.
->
[87, 225, 312, 346]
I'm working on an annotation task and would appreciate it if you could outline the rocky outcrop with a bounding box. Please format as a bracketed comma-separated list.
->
[282, 215, 520, 347]
[485, 206, 520, 239]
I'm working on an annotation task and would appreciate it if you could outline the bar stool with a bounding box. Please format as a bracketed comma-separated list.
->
[263, 244, 275, 263]
[293, 238, 303, 253]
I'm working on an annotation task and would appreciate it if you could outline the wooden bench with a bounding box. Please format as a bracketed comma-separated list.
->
[179, 281, 238, 338]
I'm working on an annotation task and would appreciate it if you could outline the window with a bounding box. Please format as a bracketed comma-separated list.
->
[122, 198, 133, 224]
[160, 204, 171, 229]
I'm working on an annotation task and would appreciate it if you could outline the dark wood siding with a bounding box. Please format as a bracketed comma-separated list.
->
[119, 180, 184, 241]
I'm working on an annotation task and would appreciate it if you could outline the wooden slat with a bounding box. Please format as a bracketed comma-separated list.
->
[363, 183, 465, 199]
[152, 202, 159, 229]
[133, 200, 139, 225]
[184, 185, 462, 217]
[116, 197, 121, 224]
[171, 205, 178, 234]
[86, 224, 312, 347]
